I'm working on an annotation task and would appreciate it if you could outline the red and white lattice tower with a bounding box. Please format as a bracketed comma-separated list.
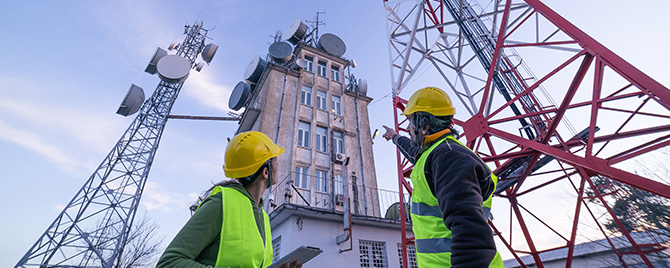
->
[383, 0, 670, 267]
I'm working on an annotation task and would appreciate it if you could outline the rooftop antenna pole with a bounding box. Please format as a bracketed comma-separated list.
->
[306, 8, 325, 46]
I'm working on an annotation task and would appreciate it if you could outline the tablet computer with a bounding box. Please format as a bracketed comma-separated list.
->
[266, 245, 322, 268]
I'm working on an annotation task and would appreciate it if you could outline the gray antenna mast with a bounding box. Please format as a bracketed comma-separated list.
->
[16, 21, 217, 268]
[304, 8, 325, 46]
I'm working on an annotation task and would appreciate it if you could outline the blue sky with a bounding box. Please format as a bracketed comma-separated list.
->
[1, 0, 668, 266]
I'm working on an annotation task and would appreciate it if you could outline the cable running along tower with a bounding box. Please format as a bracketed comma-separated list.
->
[16, 21, 216, 268]
[384, 0, 670, 267]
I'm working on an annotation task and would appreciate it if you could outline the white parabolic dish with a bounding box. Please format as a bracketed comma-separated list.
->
[156, 55, 191, 83]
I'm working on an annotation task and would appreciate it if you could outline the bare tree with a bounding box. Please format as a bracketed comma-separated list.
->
[117, 212, 164, 268]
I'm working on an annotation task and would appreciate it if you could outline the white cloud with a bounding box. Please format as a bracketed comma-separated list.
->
[0, 119, 87, 176]
[0, 74, 126, 175]
[89, 0, 177, 61]
[53, 204, 66, 212]
[184, 71, 233, 113]
[142, 181, 199, 213]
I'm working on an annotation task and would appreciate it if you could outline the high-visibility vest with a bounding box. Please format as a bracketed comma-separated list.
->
[410, 136, 504, 267]
[200, 186, 273, 268]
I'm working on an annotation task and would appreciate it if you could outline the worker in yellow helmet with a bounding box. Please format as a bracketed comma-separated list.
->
[157, 131, 301, 268]
[382, 87, 504, 268]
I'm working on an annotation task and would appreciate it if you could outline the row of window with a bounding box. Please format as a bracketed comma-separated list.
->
[360, 241, 418, 268]
[300, 86, 342, 115]
[297, 122, 344, 153]
[294, 166, 344, 195]
[274, 238, 415, 268]
[304, 55, 340, 82]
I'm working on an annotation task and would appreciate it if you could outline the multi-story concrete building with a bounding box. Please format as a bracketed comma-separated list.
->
[238, 41, 380, 217]
[230, 23, 416, 267]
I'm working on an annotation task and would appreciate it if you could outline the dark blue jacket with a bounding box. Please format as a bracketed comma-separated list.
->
[393, 134, 497, 267]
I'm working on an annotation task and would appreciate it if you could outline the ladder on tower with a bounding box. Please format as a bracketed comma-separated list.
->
[386, 0, 670, 267]
[441, 0, 547, 140]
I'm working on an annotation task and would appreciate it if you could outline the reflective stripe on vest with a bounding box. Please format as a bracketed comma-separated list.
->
[410, 136, 503, 267]
[205, 186, 273, 268]
[415, 237, 452, 254]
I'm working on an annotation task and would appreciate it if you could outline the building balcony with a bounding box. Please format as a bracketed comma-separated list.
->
[267, 171, 411, 222]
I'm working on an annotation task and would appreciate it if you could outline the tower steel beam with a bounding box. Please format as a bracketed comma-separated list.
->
[384, 0, 670, 267]
[16, 22, 211, 268]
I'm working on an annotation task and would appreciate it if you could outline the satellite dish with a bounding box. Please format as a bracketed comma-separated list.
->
[116, 84, 145, 116]
[284, 19, 308, 45]
[244, 56, 267, 84]
[168, 42, 180, 51]
[317, 33, 346, 57]
[195, 62, 205, 72]
[229, 81, 252, 111]
[144, 47, 167, 75]
[357, 78, 368, 96]
[201, 43, 218, 63]
[268, 41, 293, 63]
[295, 58, 308, 69]
[156, 55, 191, 83]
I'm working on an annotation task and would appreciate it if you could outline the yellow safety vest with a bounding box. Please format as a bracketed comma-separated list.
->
[410, 136, 504, 267]
[201, 186, 273, 268]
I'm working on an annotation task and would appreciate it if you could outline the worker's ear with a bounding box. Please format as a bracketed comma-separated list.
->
[263, 166, 271, 179]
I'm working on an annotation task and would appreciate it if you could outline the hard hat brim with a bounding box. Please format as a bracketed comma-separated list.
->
[222, 131, 285, 179]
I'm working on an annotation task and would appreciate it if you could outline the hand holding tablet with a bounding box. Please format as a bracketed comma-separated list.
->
[267, 246, 322, 268]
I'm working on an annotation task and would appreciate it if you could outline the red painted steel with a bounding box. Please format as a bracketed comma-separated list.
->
[387, 0, 670, 267]
[393, 96, 412, 268]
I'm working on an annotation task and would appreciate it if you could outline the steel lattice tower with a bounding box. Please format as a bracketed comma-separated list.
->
[16, 22, 211, 268]
[384, 0, 670, 267]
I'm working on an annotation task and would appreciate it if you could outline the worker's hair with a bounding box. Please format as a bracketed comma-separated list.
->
[237, 160, 271, 187]
[188, 160, 272, 214]
[411, 111, 459, 137]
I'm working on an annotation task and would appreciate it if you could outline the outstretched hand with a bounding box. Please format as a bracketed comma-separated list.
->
[382, 125, 397, 141]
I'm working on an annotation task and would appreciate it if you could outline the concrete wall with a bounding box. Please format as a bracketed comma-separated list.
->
[242, 43, 380, 217]
[236, 40, 403, 267]
[243, 64, 301, 188]
[271, 211, 413, 268]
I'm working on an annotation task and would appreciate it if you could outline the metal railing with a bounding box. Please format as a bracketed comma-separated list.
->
[268, 172, 410, 221]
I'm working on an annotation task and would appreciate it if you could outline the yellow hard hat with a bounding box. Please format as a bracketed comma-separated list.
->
[400, 87, 455, 116]
[223, 131, 285, 178]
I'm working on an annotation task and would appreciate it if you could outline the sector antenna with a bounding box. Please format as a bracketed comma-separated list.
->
[16, 21, 218, 268]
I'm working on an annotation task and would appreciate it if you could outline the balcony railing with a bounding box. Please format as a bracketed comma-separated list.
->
[268, 171, 410, 221]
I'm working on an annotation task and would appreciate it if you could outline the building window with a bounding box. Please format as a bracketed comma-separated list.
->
[304, 55, 314, 72]
[334, 174, 343, 195]
[331, 65, 340, 82]
[294, 166, 310, 189]
[316, 126, 328, 153]
[397, 243, 418, 268]
[316, 91, 327, 110]
[298, 121, 310, 148]
[317, 61, 327, 77]
[331, 95, 341, 115]
[301, 86, 312, 106]
[360, 240, 388, 268]
[273, 236, 282, 261]
[314, 170, 329, 193]
[333, 131, 344, 154]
